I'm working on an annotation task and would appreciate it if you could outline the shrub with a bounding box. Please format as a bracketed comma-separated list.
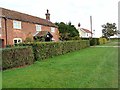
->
[10, 40, 89, 62]
[99, 38, 107, 45]
[90, 38, 99, 46]
[2, 46, 34, 70]
[31, 40, 90, 61]
[89, 38, 108, 46]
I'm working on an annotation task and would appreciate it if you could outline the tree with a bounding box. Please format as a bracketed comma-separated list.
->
[102, 23, 117, 38]
[55, 22, 79, 41]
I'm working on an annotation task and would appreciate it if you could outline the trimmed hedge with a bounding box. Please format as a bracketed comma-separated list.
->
[2, 40, 90, 70]
[31, 40, 90, 61]
[2, 46, 34, 70]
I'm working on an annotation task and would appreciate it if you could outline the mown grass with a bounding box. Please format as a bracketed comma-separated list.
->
[2, 43, 118, 88]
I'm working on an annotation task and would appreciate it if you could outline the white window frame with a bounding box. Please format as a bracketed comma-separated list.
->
[51, 27, 55, 33]
[13, 38, 22, 44]
[36, 24, 41, 31]
[13, 20, 21, 29]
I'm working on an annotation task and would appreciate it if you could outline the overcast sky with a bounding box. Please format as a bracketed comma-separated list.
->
[0, 0, 119, 37]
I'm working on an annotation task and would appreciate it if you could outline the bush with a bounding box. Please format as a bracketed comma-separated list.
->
[31, 40, 90, 61]
[90, 38, 99, 46]
[19, 40, 88, 61]
[99, 38, 107, 44]
[89, 38, 107, 46]
[2, 46, 34, 70]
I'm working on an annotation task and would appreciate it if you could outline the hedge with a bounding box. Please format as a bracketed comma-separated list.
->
[31, 40, 90, 61]
[2, 40, 90, 70]
[2, 46, 34, 70]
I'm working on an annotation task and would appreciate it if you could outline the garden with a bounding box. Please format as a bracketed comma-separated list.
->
[1, 40, 118, 88]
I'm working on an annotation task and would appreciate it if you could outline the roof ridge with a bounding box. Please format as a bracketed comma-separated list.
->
[1, 7, 58, 27]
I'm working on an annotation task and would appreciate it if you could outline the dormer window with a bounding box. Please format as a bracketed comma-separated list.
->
[36, 24, 41, 31]
[13, 20, 21, 29]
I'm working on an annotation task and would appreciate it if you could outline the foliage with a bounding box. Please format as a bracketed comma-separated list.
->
[102, 23, 117, 38]
[32, 40, 90, 61]
[71, 36, 81, 40]
[24, 32, 34, 43]
[2, 47, 34, 70]
[89, 38, 107, 46]
[24, 37, 33, 43]
[3, 44, 118, 88]
[90, 38, 99, 46]
[2, 40, 89, 70]
[55, 22, 79, 41]
[99, 38, 107, 44]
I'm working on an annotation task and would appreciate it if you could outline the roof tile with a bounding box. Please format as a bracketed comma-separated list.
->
[0, 7, 58, 27]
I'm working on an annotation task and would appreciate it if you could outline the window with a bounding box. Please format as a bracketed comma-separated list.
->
[13, 38, 22, 44]
[51, 27, 55, 33]
[36, 24, 41, 31]
[13, 20, 21, 29]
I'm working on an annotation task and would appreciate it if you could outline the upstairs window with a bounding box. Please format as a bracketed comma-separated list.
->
[51, 27, 55, 33]
[13, 38, 22, 44]
[36, 24, 41, 31]
[13, 20, 21, 29]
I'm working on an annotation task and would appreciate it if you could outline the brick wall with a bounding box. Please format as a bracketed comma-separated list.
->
[1, 18, 59, 46]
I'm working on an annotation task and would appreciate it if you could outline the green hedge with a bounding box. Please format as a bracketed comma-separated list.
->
[31, 40, 90, 61]
[2, 40, 89, 70]
[2, 46, 34, 70]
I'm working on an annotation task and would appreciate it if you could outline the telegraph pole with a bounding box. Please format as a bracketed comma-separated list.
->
[90, 16, 93, 38]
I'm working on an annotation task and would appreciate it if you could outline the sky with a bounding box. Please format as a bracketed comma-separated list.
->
[0, 0, 119, 37]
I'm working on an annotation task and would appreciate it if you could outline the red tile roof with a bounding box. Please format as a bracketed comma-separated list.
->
[0, 7, 58, 28]
[81, 28, 92, 34]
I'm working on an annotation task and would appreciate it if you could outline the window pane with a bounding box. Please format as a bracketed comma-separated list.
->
[18, 40, 21, 42]
[13, 20, 21, 29]
[51, 27, 55, 33]
[36, 25, 41, 31]
[14, 40, 17, 44]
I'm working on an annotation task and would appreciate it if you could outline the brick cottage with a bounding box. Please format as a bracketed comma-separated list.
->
[0, 8, 59, 47]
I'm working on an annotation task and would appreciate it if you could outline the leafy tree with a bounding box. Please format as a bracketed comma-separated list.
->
[55, 22, 79, 41]
[102, 23, 117, 38]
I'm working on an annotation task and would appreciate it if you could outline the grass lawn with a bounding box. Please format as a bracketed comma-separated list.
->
[2, 42, 118, 88]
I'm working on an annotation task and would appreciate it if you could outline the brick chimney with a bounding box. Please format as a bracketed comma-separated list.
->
[45, 9, 50, 21]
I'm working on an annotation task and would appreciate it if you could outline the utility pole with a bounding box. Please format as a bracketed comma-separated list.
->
[90, 16, 93, 38]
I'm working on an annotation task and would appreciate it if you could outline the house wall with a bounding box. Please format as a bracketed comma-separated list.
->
[51, 28, 59, 41]
[78, 28, 91, 38]
[1, 18, 59, 46]
[41, 26, 59, 41]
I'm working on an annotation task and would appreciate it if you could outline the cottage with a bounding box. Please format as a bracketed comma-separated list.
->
[77, 23, 92, 38]
[0, 8, 59, 47]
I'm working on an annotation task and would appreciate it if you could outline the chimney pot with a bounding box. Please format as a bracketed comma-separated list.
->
[45, 9, 50, 21]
